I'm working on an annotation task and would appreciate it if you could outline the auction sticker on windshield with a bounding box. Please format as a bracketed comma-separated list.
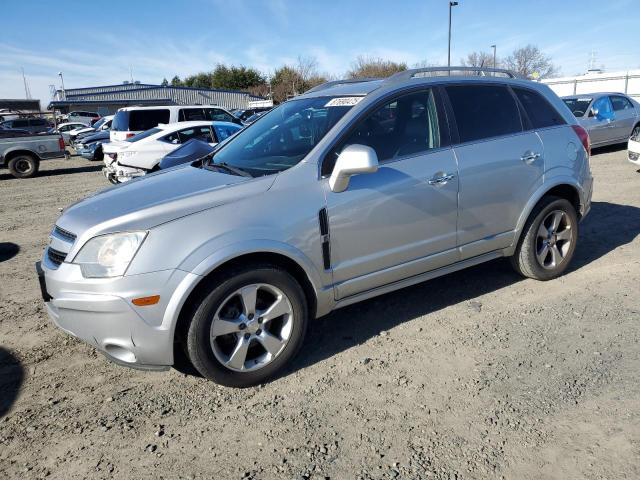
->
[325, 97, 363, 107]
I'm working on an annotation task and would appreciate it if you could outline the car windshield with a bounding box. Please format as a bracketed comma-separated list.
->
[208, 96, 361, 177]
[563, 98, 592, 117]
[126, 128, 161, 142]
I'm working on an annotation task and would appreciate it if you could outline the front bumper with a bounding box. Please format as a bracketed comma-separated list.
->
[102, 160, 145, 183]
[37, 257, 197, 370]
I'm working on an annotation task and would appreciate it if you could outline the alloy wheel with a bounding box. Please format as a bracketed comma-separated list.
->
[209, 283, 294, 372]
[536, 210, 573, 270]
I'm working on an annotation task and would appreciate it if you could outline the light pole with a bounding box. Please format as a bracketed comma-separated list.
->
[58, 71, 66, 100]
[447, 1, 459, 68]
[491, 44, 497, 68]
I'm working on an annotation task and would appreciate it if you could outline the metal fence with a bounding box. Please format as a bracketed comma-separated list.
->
[542, 70, 640, 100]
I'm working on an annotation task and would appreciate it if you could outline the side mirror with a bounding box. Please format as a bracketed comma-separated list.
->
[329, 144, 378, 193]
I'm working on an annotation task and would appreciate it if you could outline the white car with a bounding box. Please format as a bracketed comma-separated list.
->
[629, 133, 640, 168]
[102, 121, 233, 183]
[69, 115, 113, 144]
[110, 105, 241, 142]
[56, 122, 91, 144]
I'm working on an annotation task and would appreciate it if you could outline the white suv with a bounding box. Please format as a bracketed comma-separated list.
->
[110, 105, 241, 142]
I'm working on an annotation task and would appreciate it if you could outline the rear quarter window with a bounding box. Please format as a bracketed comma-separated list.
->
[445, 84, 522, 143]
[513, 88, 565, 129]
[116, 109, 170, 132]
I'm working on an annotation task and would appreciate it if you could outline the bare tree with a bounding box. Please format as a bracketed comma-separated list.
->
[461, 51, 498, 68]
[347, 55, 407, 79]
[504, 45, 558, 79]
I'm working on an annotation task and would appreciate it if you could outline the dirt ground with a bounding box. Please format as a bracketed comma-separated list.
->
[0, 147, 639, 480]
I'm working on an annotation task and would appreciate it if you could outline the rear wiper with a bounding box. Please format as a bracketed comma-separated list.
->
[206, 161, 252, 178]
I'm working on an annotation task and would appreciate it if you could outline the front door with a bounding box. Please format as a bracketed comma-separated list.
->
[323, 89, 459, 299]
[584, 96, 615, 146]
[609, 95, 637, 141]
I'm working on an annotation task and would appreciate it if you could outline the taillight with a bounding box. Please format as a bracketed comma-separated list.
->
[58, 136, 65, 150]
[572, 125, 590, 157]
[126, 133, 135, 139]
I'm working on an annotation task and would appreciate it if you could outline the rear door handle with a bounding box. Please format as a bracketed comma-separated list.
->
[521, 152, 541, 164]
[428, 173, 456, 185]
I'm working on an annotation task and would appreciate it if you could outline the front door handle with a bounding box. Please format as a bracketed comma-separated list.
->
[521, 151, 541, 164]
[428, 173, 456, 185]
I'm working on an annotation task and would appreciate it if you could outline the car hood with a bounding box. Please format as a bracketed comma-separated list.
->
[79, 131, 110, 144]
[56, 165, 276, 241]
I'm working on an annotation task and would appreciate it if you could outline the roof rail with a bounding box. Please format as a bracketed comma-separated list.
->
[304, 77, 381, 94]
[383, 66, 520, 84]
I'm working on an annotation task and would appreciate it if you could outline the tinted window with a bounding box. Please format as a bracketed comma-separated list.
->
[13, 120, 28, 128]
[513, 88, 564, 129]
[179, 108, 205, 121]
[446, 85, 522, 143]
[113, 109, 170, 132]
[204, 108, 235, 122]
[30, 119, 47, 126]
[178, 126, 213, 143]
[610, 95, 634, 111]
[563, 98, 592, 117]
[324, 90, 441, 175]
[126, 127, 162, 142]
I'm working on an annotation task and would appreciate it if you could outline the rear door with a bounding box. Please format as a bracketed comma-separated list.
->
[444, 83, 544, 259]
[609, 95, 636, 141]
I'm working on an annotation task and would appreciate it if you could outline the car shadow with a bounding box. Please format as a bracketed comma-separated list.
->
[0, 347, 24, 418]
[591, 143, 627, 155]
[286, 200, 640, 376]
[0, 164, 102, 181]
[0, 242, 20, 262]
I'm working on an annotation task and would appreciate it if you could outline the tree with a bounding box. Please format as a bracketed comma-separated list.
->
[347, 55, 407, 79]
[504, 45, 558, 79]
[170, 75, 182, 86]
[160, 78, 169, 87]
[270, 56, 327, 103]
[461, 51, 498, 68]
[210, 64, 266, 90]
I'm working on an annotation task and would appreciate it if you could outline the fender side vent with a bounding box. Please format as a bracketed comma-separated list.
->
[318, 207, 331, 270]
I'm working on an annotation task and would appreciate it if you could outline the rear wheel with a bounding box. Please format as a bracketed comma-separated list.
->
[631, 124, 640, 140]
[185, 265, 308, 387]
[511, 196, 578, 280]
[8, 154, 39, 178]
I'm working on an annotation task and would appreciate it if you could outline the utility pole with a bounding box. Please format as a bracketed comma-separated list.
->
[21, 67, 31, 99]
[491, 44, 497, 68]
[58, 72, 66, 100]
[448, 1, 459, 68]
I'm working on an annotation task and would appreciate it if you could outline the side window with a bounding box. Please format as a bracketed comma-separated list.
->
[13, 120, 28, 128]
[445, 84, 522, 143]
[30, 119, 46, 126]
[513, 88, 565, 129]
[163, 131, 181, 144]
[179, 108, 205, 121]
[128, 109, 170, 130]
[178, 126, 214, 143]
[214, 125, 240, 141]
[610, 96, 634, 112]
[324, 90, 441, 175]
[205, 108, 235, 122]
[590, 97, 614, 117]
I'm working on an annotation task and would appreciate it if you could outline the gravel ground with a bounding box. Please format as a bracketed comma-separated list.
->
[1, 148, 639, 480]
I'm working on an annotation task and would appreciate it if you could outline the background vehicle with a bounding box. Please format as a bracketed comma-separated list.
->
[629, 129, 640, 168]
[103, 120, 239, 183]
[232, 107, 272, 123]
[562, 93, 640, 147]
[69, 115, 113, 144]
[0, 128, 31, 138]
[1, 131, 66, 178]
[74, 130, 110, 161]
[110, 105, 242, 142]
[0, 118, 51, 134]
[64, 111, 99, 124]
[54, 122, 91, 144]
[39, 67, 592, 387]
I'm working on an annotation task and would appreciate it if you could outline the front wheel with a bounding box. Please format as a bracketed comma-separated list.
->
[511, 196, 578, 280]
[185, 265, 308, 387]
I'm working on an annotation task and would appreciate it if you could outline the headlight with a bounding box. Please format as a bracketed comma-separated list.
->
[73, 232, 147, 278]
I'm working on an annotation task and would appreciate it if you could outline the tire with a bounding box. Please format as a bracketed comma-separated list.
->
[185, 264, 308, 387]
[8, 154, 39, 178]
[631, 124, 640, 140]
[510, 196, 578, 280]
[94, 145, 103, 162]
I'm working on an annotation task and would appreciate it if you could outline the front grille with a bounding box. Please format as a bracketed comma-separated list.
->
[47, 247, 67, 266]
[53, 226, 76, 242]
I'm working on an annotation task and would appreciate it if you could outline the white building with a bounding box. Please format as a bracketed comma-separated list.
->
[542, 69, 640, 100]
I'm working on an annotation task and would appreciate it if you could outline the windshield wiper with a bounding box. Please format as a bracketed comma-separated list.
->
[205, 161, 252, 178]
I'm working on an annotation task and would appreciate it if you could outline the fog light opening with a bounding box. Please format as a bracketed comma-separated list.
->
[104, 344, 137, 363]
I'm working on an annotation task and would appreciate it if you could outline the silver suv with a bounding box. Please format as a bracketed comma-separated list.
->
[37, 67, 593, 387]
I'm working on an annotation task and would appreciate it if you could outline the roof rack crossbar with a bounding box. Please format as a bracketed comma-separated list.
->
[304, 77, 381, 94]
[383, 66, 520, 84]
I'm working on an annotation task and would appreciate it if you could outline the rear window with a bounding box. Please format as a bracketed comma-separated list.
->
[513, 88, 565, 129]
[126, 128, 162, 142]
[112, 109, 170, 132]
[562, 98, 592, 117]
[446, 85, 522, 143]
